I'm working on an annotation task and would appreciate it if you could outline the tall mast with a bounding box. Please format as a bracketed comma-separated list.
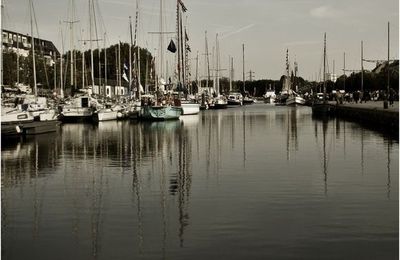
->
[0, 0, 3, 90]
[60, 21, 64, 98]
[54, 49, 56, 91]
[89, 0, 94, 89]
[205, 31, 210, 91]
[361, 40, 363, 93]
[387, 22, 390, 95]
[81, 30, 85, 88]
[242, 44, 245, 93]
[343, 52, 346, 92]
[115, 46, 118, 87]
[17, 32, 20, 84]
[118, 41, 121, 87]
[104, 32, 107, 86]
[65, 0, 79, 89]
[159, 0, 163, 78]
[195, 51, 199, 91]
[129, 16, 133, 97]
[30, 0, 37, 97]
[144, 52, 148, 94]
[323, 33, 326, 103]
[229, 56, 233, 92]
[179, 4, 185, 88]
[136, 0, 141, 99]
[216, 33, 219, 95]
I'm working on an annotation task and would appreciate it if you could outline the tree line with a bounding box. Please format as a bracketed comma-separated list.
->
[3, 46, 398, 97]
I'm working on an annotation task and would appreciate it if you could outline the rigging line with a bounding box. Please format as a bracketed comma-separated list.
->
[95, 0, 107, 44]
[92, 0, 100, 50]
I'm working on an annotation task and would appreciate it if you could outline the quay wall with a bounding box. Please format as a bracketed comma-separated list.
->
[332, 104, 399, 134]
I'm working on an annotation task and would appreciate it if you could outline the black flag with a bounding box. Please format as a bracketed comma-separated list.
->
[178, 0, 187, 12]
[167, 39, 177, 53]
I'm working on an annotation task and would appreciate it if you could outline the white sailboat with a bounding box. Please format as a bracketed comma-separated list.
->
[284, 50, 305, 106]
[176, 5, 200, 115]
[227, 57, 243, 105]
[209, 33, 227, 109]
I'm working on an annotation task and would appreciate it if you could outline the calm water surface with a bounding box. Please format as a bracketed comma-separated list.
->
[2, 104, 398, 259]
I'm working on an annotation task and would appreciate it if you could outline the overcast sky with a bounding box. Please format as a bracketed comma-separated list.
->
[3, 0, 399, 80]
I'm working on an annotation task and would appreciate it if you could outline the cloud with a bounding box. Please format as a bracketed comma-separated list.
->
[310, 6, 339, 18]
[220, 24, 255, 39]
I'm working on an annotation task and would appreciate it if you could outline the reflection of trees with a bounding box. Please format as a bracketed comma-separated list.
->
[1, 133, 60, 186]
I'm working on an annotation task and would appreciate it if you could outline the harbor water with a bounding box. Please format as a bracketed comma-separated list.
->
[1, 104, 398, 259]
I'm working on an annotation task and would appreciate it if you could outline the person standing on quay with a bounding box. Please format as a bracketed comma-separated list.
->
[389, 88, 395, 106]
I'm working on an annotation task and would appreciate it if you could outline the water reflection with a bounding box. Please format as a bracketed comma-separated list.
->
[312, 116, 330, 195]
[1, 105, 398, 260]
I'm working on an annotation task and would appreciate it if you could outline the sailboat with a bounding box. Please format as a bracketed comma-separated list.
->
[284, 50, 305, 106]
[312, 33, 334, 116]
[227, 57, 243, 105]
[60, 0, 102, 122]
[139, 0, 181, 121]
[209, 33, 227, 109]
[174, 3, 200, 115]
[2, 0, 58, 135]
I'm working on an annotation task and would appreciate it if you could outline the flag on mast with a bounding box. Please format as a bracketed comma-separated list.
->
[178, 0, 187, 12]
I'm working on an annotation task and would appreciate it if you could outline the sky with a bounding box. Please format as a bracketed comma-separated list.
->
[3, 0, 399, 81]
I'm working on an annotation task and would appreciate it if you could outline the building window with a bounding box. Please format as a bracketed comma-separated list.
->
[121, 89, 124, 95]
[107, 88, 110, 95]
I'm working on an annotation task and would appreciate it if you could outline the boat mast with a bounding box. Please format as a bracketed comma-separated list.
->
[0, 0, 3, 91]
[81, 30, 85, 88]
[387, 22, 390, 96]
[323, 33, 326, 104]
[195, 51, 199, 92]
[118, 40, 121, 87]
[17, 32, 20, 84]
[159, 0, 164, 80]
[29, 0, 37, 97]
[361, 40, 363, 93]
[286, 49, 290, 92]
[242, 44, 245, 93]
[229, 56, 233, 92]
[66, 0, 79, 91]
[216, 33, 219, 95]
[60, 22, 64, 98]
[179, 2, 185, 89]
[135, 0, 141, 99]
[343, 52, 346, 92]
[89, 0, 94, 90]
[129, 16, 133, 97]
[205, 31, 210, 92]
[104, 32, 107, 86]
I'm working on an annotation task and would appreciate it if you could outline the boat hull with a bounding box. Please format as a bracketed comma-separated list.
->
[60, 108, 94, 123]
[286, 96, 305, 106]
[227, 99, 242, 106]
[181, 103, 200, 115]
[93, 110, 118, 122]
[312, 103, 335, 117]
[1, 120, 59, 136]
[139, 106, 182, 121]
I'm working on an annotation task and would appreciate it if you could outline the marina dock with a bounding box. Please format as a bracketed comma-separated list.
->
[327, 101, 399, 134]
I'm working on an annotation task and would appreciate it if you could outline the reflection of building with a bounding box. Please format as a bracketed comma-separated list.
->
[2, 29, 59, 65]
